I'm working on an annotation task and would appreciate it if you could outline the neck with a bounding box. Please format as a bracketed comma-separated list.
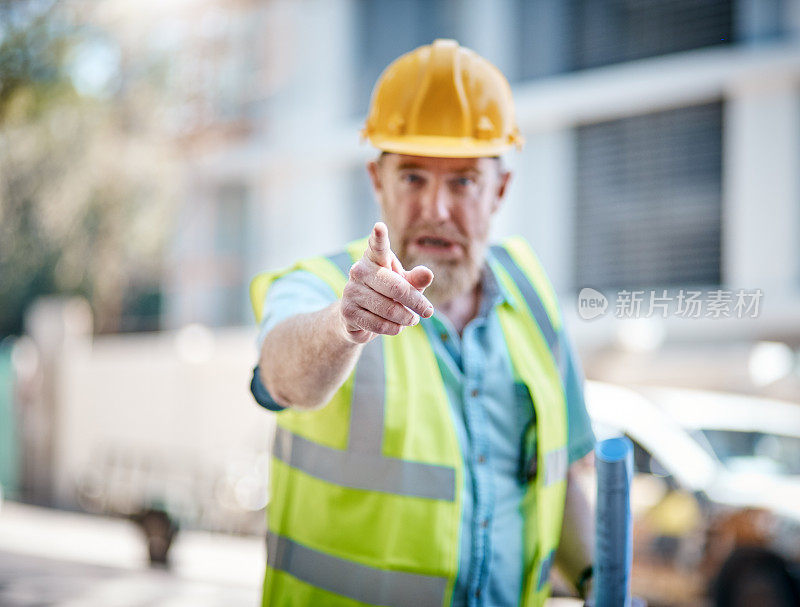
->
[436, 279, 482, 335]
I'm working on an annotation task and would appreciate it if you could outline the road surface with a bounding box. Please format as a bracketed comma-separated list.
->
[0, 501, 263, 606]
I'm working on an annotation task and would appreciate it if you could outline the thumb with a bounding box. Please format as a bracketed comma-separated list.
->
[405, 265, 434, 292]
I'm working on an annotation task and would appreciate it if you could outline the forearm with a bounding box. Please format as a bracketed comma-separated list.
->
[259, 301, 364, 410]
[556, 457, 595, 593]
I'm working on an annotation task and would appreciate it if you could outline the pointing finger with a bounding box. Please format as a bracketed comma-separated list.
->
[367, 222, 392, 268]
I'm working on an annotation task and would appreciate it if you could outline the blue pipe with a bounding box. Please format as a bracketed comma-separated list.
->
[594, 436, 634, 607]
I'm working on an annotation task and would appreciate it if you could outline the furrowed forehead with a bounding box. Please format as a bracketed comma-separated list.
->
[383, 153, 501, 173]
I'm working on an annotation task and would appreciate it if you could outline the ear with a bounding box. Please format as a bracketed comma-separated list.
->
[491, 170, 512, 214]
[367, 158, 383, 198]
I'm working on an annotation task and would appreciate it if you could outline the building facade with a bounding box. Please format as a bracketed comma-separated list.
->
[162, 0, 800, 386]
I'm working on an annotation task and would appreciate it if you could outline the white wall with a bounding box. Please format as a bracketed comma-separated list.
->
[53, 324, 274, 533]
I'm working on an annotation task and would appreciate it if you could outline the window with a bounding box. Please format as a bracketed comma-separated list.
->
[699, 429, 800, 475]
[570, 0, 734, 71]
[515, 0, 736, 81]
[631, 438, 671, 479]
[574, 103, 723, 290]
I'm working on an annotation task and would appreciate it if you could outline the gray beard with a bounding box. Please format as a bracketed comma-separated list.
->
[399, 244, 487, 307]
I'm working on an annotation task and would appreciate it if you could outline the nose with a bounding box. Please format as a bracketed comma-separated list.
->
[419, 181, 451, 222]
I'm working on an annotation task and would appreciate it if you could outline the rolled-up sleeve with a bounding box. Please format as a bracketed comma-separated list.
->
[251, 270, 338, 411]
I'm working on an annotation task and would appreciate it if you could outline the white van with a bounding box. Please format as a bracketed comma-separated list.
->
[586, 382, 800, 607]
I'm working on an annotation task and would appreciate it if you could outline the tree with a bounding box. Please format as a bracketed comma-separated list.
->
[0, 0, 177, 336]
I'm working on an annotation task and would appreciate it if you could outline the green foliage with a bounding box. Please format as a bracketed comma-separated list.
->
[0, 1, 176, 337]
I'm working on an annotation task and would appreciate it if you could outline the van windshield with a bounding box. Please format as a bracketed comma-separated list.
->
[697, 429, 800, 476]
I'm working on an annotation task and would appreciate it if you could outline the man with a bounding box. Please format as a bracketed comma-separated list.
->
[249, 39, 595, 607]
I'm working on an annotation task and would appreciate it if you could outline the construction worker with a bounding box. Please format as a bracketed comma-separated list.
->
[249, 39, 595, 607]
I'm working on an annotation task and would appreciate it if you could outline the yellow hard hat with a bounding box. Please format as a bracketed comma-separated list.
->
[362, 39, 524, 158]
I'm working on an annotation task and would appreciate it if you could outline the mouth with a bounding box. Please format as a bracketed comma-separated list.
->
[410, 234, 463, 258]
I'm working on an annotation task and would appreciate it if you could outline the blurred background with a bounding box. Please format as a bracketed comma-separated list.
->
[1, 1, 800, 606]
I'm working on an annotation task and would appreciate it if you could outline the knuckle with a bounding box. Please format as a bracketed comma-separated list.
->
[390, 303, 412, 325]
[370, 298, 385, 317]
[341, 301, 357, 319]
[362, 293, 380, 315]
[353, 331, 372, 344]
[388, 280, 406, 300]
[379, 299, 396, 319]
[390, 303, 407, 323]
[367, 317, 383, 334]
[349, 262, 366, 282]
[344, 283, 364, 304]
[354, 312, 372, 331]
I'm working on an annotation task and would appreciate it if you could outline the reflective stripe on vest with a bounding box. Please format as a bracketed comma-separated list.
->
[535, 549, 557, 592]
[273, 426, 456, 500]
[272, 336, 457, 501]
[267, 531, 448, 607]
[490, 244, 568, 390]
[543, 446, 568, 487]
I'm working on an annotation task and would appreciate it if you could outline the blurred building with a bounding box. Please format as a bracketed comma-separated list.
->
[6, 0, 800, 532]
[158, 0, 800, 396]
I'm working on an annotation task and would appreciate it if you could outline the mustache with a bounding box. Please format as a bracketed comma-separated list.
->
[403, 225, 468, 246]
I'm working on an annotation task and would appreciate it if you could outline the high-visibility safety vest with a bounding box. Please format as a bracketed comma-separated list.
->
[249, 236, 570, 607]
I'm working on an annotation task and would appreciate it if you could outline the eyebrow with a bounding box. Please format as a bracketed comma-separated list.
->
[396, 161, 427, 171]
[396, 163, 480, 174]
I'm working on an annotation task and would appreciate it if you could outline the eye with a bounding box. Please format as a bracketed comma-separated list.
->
[453, 176, 476, 188]
[401, 173, 424, 185]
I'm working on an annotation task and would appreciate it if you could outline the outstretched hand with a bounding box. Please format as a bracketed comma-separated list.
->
[338, 222, 434, 343]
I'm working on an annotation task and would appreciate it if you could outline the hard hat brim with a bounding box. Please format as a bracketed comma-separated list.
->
[368, 134, 517, 159]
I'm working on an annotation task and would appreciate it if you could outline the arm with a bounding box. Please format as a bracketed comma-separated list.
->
[556, 453, 595, 598]
[257, 302, 365, 410]
[258, 222, 434, 410]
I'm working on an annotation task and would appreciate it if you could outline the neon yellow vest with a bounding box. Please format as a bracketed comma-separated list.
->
[250, 236, 570, 607]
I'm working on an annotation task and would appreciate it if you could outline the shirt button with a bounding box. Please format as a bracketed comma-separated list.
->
[475, 589, 482, 598]
[470, 388, 479, 398]
[481, 519, 489, 528]
[440, 332, 448, 341]
[477, 454, 486, 464]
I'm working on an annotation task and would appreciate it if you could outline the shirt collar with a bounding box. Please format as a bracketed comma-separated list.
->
[423, 247, 515, 327]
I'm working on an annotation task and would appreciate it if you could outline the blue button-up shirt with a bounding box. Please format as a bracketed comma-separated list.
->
[251, 253, 595, 606]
